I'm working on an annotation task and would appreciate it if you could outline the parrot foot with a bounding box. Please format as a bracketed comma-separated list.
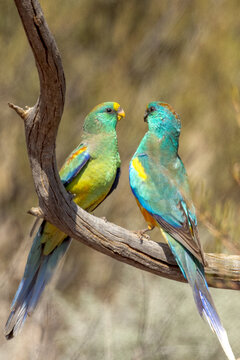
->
[101, 216, 108, 223]
[133, 227, 153, 240]
[28, 206, 44, 218]
[68, 192, 76, 201]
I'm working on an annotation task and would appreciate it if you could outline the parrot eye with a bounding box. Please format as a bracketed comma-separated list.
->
[149, 106, 156, 113]
[106, 108, 113, 113]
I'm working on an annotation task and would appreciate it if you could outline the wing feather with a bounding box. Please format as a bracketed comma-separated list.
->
[129, 154, 206, 265]
[59, 143, 90, 186]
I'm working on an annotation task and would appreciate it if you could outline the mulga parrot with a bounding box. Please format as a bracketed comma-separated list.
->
[5, 101, 125, 339]
[129, 101, 235, 360]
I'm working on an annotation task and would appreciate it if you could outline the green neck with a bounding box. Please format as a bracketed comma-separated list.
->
[84, 130, 120, 160]
[137, 131, 179, 163]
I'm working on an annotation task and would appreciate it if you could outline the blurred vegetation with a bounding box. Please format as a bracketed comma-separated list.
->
[0, 0, 239, 359]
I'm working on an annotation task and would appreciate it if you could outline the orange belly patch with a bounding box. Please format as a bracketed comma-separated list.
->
[135, 198, 157, 230]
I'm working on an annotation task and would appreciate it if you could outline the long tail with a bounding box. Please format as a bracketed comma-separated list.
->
[164, 232, 235, 360]
[5, 221, 71, 339]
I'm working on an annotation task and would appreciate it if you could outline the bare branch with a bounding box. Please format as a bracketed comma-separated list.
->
[8, 102, 29, 119]
[27, 206, 44, 218]
[12, 0, 240, 291]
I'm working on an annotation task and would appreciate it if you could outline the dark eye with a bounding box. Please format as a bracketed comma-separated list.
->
[149, 106, 155, 113]
[106, 108, 113, 113]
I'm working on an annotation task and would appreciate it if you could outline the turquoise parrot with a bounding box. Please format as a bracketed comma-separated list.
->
[129, 102, 235, 360]
[5, 101, 125, 339]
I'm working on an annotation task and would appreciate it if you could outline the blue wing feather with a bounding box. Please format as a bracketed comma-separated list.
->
[59, 143, 90, 186]
[129, 153, 205, 264]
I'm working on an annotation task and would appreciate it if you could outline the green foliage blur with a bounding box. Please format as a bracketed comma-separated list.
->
[0, 1, 239, 359]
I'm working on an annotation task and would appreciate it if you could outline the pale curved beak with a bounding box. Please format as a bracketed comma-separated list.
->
[117, 107, 125, 121]
[144, 111, 148, 122]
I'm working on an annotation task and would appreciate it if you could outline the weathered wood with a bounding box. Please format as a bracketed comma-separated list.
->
[12, 0, 240, 291]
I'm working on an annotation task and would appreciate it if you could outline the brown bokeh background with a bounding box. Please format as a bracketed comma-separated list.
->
[0, 1, 239, 359]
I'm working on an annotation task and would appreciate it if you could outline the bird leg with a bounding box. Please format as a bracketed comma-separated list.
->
[133, 225, 154, 240]
[67, 191, 76, 201]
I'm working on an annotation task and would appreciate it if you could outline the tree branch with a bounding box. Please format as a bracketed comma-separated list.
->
[12, 0, 240, 291]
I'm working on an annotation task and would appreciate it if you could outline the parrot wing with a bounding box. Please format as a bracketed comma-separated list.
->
[59, 143, 90, 186]
[129, 153, 205, 265]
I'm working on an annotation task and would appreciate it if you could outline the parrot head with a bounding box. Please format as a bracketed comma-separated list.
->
[84, 102, 125, 133]
[144, 101, 181, 138]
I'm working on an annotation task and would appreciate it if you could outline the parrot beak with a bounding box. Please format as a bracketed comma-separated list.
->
[117, 107, 125, 121]
[144, 111, 148, 122]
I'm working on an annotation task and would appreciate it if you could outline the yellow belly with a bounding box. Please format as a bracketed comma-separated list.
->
[66, 158, 116, 211]
[42, 158, 117, 255]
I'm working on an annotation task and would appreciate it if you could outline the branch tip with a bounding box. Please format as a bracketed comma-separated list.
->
[8, 102, 30, 120]
[28, 206, 44, 218]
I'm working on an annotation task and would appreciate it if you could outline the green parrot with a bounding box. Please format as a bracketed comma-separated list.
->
[5, 101, 125, 339]
[129, 101, 235, 360]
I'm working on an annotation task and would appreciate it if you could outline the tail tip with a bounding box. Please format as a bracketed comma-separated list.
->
[5, 330, 14, 341]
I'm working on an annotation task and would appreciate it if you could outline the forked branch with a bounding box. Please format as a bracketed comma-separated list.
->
[12, 0, 240, 290]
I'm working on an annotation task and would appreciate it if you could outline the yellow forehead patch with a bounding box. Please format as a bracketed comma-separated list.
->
[132, 158, 147, 180]
[113, 102, 120, 111]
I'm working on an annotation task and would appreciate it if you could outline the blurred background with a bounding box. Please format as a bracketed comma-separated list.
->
[0, 0, 240, 359]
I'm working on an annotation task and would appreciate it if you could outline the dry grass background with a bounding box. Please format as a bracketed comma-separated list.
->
[0, 0, 240, 359]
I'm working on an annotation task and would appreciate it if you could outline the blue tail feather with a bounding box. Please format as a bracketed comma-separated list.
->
[165, 232, 235, 360]
[28, 238, 70, 314]
[5, 221, 71, 339]
[10, 223, 44, 310]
